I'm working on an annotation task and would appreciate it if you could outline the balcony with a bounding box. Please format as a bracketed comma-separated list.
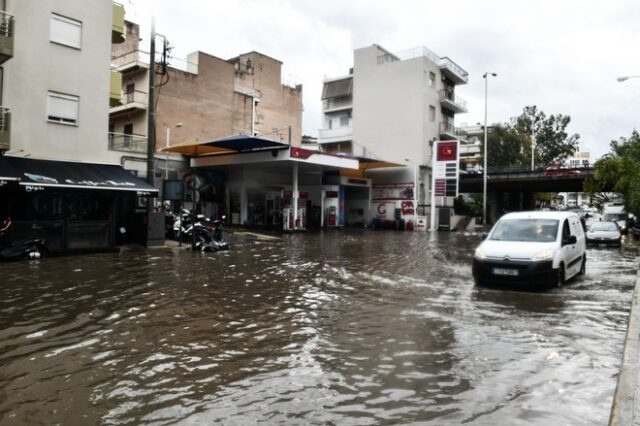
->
[439, 122, 468, 141]
[0, 11, 13, 65]
[108, 132, 147, 153]
[322, 97, 353, 113]
[439, 57, 468, 85]
[318, 126, 352, 143]
[439, 90, 467, 114]
[112, 2, 125, 44]
[109, 90, 148, 116]
[110, 70, 123, 107]
[0, 107, 10, 151]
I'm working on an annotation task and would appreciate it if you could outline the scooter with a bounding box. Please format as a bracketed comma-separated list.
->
[0, 236, 47, 261]
[184, 214, 229, 252]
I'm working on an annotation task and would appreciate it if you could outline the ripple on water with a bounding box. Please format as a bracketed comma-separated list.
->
[0, 232, 636, 424]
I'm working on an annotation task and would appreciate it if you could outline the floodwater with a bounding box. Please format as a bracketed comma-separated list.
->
[0, 231, 638, 425]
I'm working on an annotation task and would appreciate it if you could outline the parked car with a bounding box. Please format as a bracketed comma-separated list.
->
[586, 221, 622, 247]
[472, 211, 587, 288]
[544, 163, 582, 176]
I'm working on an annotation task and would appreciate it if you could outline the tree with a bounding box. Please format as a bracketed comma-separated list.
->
[480, 106, 580, 170]
[481, 123, 529, 169]
[511, 105, 580, 167]
[585, 130, 640, 216]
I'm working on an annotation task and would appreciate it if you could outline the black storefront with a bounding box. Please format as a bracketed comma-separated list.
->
[0, 156, 158, 253]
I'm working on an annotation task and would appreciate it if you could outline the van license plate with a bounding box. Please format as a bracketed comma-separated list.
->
[493, 268, 518, 276]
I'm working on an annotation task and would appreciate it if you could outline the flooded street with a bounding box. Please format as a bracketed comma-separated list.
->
[1, 231, 638, 425]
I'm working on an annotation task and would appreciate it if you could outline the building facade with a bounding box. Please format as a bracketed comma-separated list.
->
[0, 1, 158, 252]
[109, 21, 303, 182]
[319, 44, 469, 226]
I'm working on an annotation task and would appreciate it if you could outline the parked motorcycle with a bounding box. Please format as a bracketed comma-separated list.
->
[173, 210, 229, 251]
[0, 236, 47, 261]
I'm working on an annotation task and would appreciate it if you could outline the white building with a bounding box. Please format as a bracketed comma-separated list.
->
[319, 44, 468, 225]
[0, 0, 157, 252]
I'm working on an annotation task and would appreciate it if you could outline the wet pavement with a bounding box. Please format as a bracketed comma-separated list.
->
[0, 230, 638, 425]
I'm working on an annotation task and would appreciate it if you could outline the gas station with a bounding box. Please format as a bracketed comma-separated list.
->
[161, 135, 402, 231]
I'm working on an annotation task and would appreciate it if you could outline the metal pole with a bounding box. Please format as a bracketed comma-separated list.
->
[483, 75, 488, 226]
[145, 16, 157, 247]
[146, 16, 156, 186]
[413, 163, 418, 229]
[429, 142, 436, 231]
[531, 121, 535, 171]
[165, 127, 170, 179]
[191, 181, 196, 250]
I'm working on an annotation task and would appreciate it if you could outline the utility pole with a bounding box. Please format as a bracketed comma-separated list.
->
[145, 16, 158, 246]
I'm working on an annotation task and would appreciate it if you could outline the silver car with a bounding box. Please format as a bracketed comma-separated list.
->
[586, 221, 621, 247]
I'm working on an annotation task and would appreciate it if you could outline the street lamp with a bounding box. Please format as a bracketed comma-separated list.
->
[617, 75, 640, 82]
[482, 72, 497, 226]
[165, 122, 183, 179]
[405, 158, 418, 230]
[531, 118, 536, 171]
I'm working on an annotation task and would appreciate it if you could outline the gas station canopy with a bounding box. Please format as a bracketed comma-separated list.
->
[161, 134, 289, 157]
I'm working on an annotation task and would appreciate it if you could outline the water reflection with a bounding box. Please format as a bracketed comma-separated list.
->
[0, 231, 636, 424]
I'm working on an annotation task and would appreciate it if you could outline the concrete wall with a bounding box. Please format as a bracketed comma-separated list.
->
[4, 0, 113, 163]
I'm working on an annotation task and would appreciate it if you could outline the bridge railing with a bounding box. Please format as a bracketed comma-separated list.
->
[460, 163, 594, 178]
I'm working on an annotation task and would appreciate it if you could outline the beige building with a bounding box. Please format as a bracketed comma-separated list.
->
[0, 1, 159, 252]
[109, 21, 303, 180]
[1, 0, 124, 161]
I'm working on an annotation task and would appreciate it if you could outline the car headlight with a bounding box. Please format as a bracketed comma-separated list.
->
[474, 247, 487, 260]
[531, 248, 553, 262]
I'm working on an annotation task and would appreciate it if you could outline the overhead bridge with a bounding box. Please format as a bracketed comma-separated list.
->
[459, 166, 594, 193]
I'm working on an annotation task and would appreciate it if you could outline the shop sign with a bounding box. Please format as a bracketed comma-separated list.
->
[372, 183, 414, 201]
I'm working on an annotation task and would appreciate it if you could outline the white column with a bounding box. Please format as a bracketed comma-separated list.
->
[293, 162, 299, 229]
[430, 143, 437, 231]
[320, 190, 325, 228]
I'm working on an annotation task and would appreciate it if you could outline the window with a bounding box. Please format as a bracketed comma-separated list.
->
[50, 14, 82, 49]
[47, 91, 79, 125]
[339, 115, 349, 127]
[429, 72, 436, 88]
[429, 105, 436, 122]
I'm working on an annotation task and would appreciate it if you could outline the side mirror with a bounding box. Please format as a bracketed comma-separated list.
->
[564, 235, 577, 245]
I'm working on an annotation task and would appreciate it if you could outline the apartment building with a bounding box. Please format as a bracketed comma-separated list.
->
[319, 44, 469, 226]
[109, 21, 303, 182]
[0, 1, 157, 252]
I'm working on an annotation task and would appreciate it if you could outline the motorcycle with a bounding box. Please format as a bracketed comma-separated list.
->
[0, 236, 47, 261]
[174, 210, 229, 251]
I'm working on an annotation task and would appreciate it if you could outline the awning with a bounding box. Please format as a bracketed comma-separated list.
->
[161, 134, 289, 157]
[0, 155, 159, 196]
[356, 156, 404, 170]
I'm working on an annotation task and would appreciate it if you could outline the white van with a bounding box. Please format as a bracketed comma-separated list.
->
[472, 211, 587, 288]
[603, 203, 628, 234]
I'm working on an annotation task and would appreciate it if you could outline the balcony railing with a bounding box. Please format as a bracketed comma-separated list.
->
[323, 98, 353, 112]
[318, 126, 353, 141]
[439, 90, 468, 112]
[0, 107, 10, 151]
[439, 122, 468, 140]
[377, 46, 469, 84]
[0, 10, 13, 65]
[124, 90, 147, 105]
[439, 57, 469, 83]
[0, 10, 13, 37]
[108, 132, 147, 153]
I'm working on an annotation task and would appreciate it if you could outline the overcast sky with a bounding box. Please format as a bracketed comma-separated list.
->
[123, 0, 640, 160]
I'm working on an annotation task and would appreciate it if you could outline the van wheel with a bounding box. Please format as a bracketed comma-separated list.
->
[555, 264, 565, 288]
[578, 256, 586, 276]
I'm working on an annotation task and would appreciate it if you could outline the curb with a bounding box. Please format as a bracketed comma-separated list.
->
[609, 270, 640, 425]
